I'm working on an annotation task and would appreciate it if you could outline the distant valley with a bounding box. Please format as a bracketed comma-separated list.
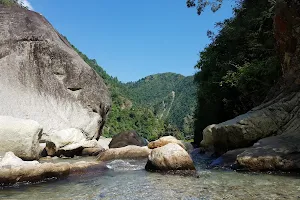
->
[72, 43, 196, 140]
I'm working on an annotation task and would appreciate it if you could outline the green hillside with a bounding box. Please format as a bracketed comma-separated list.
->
[125, 73, 197, 138]
[69, 40, 196, 141]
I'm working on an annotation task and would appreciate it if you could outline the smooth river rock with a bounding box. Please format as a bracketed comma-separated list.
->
[148, 136, 185, 150]
[0, 116, 42, 160]
[109, 130, 148, 148]
[97, 146, 151, 161]
[0, 152, 107, 185]
[0, 5, 111, 140]
[145, 143, 195, 171]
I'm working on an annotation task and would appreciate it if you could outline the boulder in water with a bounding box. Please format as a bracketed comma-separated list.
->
[145, 143, 195, 171]
[0, 116, 42, 160]
[236, 134, 300, 171]
[97, 145, 151, 161]
[109, 130, 147, 148]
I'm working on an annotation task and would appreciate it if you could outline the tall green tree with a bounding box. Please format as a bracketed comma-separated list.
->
[190, 0, 281, 144]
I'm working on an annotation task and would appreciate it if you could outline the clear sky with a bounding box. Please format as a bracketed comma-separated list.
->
[25, 0, 234, 83]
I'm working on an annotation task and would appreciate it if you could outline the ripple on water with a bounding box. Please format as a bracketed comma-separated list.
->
[1, 157, 300, 200]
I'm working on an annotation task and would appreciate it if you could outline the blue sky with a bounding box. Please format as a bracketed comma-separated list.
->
[26, 0, 235, 83]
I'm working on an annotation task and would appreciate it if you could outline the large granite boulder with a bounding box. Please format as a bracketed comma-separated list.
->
[208, 91, 299, 155]
[0, 5, 111, 141]
[0, 116, 42, 160]
[145, 143, 195, 171]
[148, 136, 185, 150]
[97, 145, 151, 161]
[210, 133, 300, 171]
[109, 130, 147, 148]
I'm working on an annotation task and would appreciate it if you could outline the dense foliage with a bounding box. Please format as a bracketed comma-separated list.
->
[193, 0, 281, 144]
[125, 73, 197, 138]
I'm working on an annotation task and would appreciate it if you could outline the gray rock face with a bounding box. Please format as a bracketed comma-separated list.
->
[236, 133, 300, 171]
[0, 6, 111, 140]
[0, 116, 42, 160]
[211, 91, 299, 155]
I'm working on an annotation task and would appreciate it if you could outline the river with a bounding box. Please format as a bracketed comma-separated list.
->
[1, 154, 300, 200]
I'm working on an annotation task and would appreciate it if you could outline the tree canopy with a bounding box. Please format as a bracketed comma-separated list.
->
[192, 0, 281, 144]
[186, 0, 224, 15]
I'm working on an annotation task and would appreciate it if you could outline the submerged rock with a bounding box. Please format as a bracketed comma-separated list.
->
[209, 148, 247, 169]
[0, 6, 111, 141]
[109, 130, 147, 148]
[0, 116, 42, 160]
[145, 143, 195, 171]
[97, 146, 151, 161]
[148, 136, 185, 150]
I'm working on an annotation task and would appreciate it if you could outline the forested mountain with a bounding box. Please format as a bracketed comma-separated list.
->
[192, 0, 281, 144]
[71, 44, 196, 140]
[125, 73, 196, 137]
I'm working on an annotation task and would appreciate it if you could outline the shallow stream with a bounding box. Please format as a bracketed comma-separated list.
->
[1, 154, 300, 200]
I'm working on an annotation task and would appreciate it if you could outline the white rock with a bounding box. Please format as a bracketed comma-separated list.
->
[0, 116, 42, 160]
[0, 152, 40, 168]
[0, 6, 111, 141]
[98, 137, 112, 150]
[47, 128, 86, 149]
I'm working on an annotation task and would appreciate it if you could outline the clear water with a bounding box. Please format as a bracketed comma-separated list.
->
[1, 154, 300, 200]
